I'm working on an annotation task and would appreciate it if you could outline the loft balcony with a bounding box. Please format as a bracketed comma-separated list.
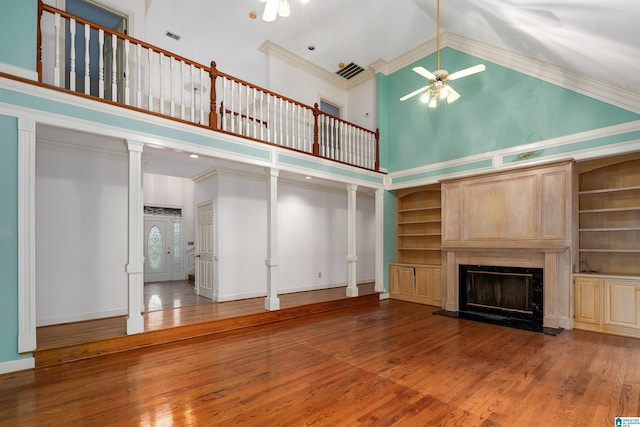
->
[36, 2, 380, 171]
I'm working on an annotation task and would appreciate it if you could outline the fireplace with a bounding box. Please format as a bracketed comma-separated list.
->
[458, 265, 543, 332]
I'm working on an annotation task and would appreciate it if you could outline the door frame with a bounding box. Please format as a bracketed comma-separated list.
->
[196, 200, 217, 300]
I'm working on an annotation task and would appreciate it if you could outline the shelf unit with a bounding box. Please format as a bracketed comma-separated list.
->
[577, 156, 640, 275]
[396, 184, 442, 265]
[390, 184, 442, 306]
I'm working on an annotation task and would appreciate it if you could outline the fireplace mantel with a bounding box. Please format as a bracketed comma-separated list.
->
[440, 160, 576, 330]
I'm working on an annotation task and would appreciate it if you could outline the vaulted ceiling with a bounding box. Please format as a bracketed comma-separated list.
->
[144, 0, 640, 93]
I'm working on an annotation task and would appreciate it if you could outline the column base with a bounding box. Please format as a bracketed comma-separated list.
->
[265, 297, 280, 311]
[126, 315, 144, 335]
[346, 286, 359, 297]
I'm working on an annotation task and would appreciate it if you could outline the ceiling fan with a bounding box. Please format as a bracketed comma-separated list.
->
[400, 0, 485, 108]
[261, 0, 309, 22]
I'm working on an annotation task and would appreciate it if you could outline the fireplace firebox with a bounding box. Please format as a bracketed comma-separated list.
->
[458, 265, 543, 332]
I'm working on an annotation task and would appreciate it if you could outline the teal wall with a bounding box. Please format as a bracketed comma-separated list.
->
[0, 0, 38, 72]
[380, 47, 640, 173]
[382, 190, 397, 293]
[0, 115, 23, 363]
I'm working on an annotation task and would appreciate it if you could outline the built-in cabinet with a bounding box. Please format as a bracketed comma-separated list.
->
[574, 274, 640, 338]
[389, 184, 442, 306]
[573, 154, 640, 338]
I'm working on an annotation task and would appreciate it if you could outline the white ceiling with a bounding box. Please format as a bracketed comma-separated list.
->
[144, 0, 640, 92]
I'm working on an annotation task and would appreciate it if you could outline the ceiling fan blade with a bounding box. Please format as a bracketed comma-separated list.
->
[263, 0, 279, 22]
[448, 64, 486, 81]
[412, 66, 436, 81]
[400, 85, 429, 101]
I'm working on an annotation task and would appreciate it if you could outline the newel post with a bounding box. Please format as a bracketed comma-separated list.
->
[312, 102, 320, 156]
[375, 128, 380, 171]
[209, 61, 218, 129]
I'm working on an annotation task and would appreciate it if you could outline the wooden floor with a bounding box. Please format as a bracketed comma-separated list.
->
[3, 300, 640, 426]
[34, 283, 378, 367]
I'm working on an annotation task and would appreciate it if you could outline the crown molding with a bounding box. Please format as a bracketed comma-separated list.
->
[259, 40, 374, 91]
[192, 167, 218, 183]
[372, 32, 640, 113]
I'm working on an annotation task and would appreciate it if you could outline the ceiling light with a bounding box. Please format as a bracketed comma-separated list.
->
[278, 0, 290, 17]
[189, 154, 199, 159]
[304, 176, 312, 180]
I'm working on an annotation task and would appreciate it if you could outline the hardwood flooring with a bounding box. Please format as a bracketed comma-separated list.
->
[3, 300, 640, 426]
[144, 280, 212, 311]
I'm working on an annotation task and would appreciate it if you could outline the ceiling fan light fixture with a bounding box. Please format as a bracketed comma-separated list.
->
[278, 0, 291, 17]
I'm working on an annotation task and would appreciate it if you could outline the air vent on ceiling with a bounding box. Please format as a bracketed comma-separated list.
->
[165, 31, 181, 41]
[336, 62, 365, 80]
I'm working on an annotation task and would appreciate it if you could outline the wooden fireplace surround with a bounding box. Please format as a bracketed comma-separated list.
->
[440, 160, 576, 330]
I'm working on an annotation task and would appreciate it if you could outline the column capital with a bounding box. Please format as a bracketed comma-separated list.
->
[346, 183, 358, 192]
[125, 139, 145, 153]
[269, 168, 280, 178]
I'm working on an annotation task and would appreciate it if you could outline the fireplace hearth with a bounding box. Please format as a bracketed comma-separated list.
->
[458, 265, 543, 332]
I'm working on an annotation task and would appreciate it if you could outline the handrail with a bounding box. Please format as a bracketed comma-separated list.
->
[37, 1, 380, 171]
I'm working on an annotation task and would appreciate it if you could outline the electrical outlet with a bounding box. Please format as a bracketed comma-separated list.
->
[318, 272, 321, 278]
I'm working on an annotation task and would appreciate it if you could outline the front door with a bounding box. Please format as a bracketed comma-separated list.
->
[197, 202, 214, 300]
[144, 217, 184, 282]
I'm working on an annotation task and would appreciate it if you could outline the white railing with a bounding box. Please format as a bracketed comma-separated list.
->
[39, 3, 211, 126]
[38, 2, 379, 170]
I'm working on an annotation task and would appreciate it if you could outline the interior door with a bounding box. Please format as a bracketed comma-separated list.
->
[144, 218, 171, 282]
[197, 202, 214, 300]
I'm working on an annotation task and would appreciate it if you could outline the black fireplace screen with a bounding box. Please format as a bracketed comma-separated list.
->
[458, 264, 544, 332]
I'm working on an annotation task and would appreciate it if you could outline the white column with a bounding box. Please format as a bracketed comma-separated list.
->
[346, 184, 358, 297]
[125, 140, 144, 334]
[374, 188, 385, 293]
[18, 118, 37, 353]
[265, 168, 280, 311]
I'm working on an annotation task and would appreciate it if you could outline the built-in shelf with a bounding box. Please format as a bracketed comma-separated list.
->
[577, 155, 640, 276]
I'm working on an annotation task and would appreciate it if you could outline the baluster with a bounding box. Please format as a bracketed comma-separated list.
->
[245, 84, 250, 135]
[285, 101, 290, 147]
[69, 18, 76, 91]
[230, 80, 235, 133]
[238, 83, 244, 134]
[267, 94, 272, 142]
[189, 64, 195, 122]
[170, 58, 175, 117]
[84, 24, 90, 95]
[111, 34, 117, 101]
[259, 91, 264, 141]
[279, 98, 284, 146]
[54, 13, 61, 87]
[292, 104, 297, 150]
[253, 88, 257, 138]
[136, 44, 142, 108]
[200, 68, 206, 125]
[124, 39, 130, 105]
[148, 49, 153, 110]
[159, 54, 164, 114]
[221, 77, 227, 131]
[98, 29, 104, 98]
[180, 61, 185, 119]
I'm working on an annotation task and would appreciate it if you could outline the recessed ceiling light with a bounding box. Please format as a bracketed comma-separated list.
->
[190, 154, 199, 159]
[304, 176, 312, 180]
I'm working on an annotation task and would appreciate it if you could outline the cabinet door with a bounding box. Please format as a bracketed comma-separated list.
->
[415, 266, 441, 305]
[604, 279, 638, 329]
[574, 277, 601, 325]
[398, 266, 415, 296]
[389, 265, 400, 295]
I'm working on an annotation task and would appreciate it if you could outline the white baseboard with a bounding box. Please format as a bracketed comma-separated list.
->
[379, 293, 390, 300]
[217, 279, 376, 302]
[37, 308, 128, 327]
[0, 357, 35, 375]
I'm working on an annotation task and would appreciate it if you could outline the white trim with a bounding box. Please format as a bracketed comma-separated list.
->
[0, 357, 35, 375]
[0, 63, 38, 81]
[18, 117, 36, 353]
[379, 292, 390, 300]
[387, 119, 640, 189]
[374, 32, 640, 113]
[374, 189, 384, 293]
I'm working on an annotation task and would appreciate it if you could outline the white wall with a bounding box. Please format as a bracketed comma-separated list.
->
[35, 142, 128, 326]
[194, 171, 376, 301]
